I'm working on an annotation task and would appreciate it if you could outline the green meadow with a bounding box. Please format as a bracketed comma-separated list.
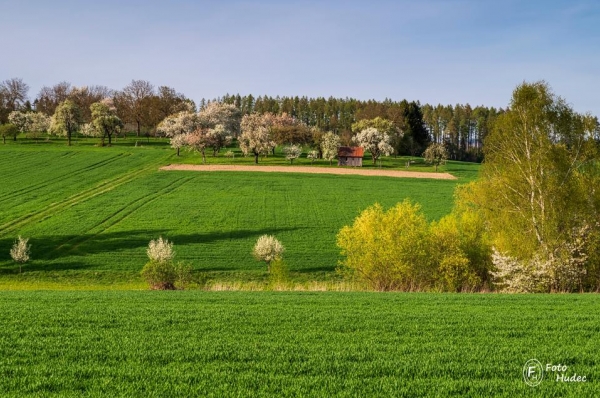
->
[0, 291, 597, 397]
[0, 138, 477, 288]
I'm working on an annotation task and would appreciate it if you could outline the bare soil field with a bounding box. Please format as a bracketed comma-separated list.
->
[160, 164, 457, 180]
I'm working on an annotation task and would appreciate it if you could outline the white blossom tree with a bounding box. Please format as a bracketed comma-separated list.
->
[423, 142, 448, 172]
[147, 236, 175, 263]
[90, 100, 123, 146]
[186, 128, 211, 163]
[50, 99, 82, 146]
[198, 102, 242, 137]
[206, 124, 232, 156]
[253, 235, 285, 272]
[27, 112, 51, 140]
[9, 111, 51, 141]
[239, 114, 276, 164]
[321, 132, 341, 165]
[307, 150, 319, 164]
[10, 236, 31, 274]
[8, 111, 28, 134]
[353, 127, 394, 165]
[157, 111, 200, 156]
[283, 144, 302, 164]
[170, 133, 189, 156]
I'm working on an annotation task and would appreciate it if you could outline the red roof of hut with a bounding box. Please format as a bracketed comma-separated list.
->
[338, 146, 364, 157]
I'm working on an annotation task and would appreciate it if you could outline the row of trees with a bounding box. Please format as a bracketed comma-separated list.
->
[217, 94, 503, 160]
[0, 78, 193, 137]
[1, 77, 512, 161]
[159, 105, 401, 166]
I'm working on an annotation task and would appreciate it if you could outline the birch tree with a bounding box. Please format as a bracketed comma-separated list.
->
[466, 81, 600, 291]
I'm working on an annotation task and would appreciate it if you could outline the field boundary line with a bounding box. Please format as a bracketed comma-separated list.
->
[160, 164, 457, 180]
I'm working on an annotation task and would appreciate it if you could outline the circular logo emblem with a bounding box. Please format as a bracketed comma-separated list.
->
[523, 359, 544, 387]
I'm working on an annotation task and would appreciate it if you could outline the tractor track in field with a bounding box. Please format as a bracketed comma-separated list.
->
[56, 175, 194, 253]
[160, 164, 458, 180]
[0, 154, 128, 202]
[0, 163, 159, 236]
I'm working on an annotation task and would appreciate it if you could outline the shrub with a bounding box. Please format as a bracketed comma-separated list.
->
[140, 261, 192, 290]
[141, 260, 177, 290]
[337, 200, 491, 292]
[337, 201, 432, 291]
[141, 237, 190, 290]
[268, 258, 289, 287]
[253, 235, 285, 272]
[429, 211, 490, 292]
[10, 236, 31, 274]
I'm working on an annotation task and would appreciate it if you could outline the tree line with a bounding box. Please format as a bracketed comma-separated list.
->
[0, 77, 513, 161]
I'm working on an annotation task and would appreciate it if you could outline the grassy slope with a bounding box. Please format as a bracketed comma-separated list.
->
[0, 139, 479, 287]
[0, 291, 598, 397]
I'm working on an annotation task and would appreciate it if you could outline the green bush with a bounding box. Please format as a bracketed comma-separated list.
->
[141, 261, 192, 290]
[268, 258, 289, 286]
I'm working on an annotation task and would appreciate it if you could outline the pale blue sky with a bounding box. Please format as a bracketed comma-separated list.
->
[0, 0, 598, 115]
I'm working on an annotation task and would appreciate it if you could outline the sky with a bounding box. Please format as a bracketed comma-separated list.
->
[0, 0, 598, 115]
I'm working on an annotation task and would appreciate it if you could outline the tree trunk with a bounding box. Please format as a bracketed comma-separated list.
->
[108, 132, 112, 146]
[2, 136, 5, 144]
[254, 151, 259, 164]
[67, 130, 72, 146]
[202, 149, 206, 164]
[177, 147, 180, 157]
[137, 120, 141, 137]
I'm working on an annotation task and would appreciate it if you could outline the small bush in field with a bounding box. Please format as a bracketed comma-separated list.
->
[268, 258, 289, 284]
[253, 235, 285, 272]
[10, 236, 31, 273]
[141, 260, 177, 290]
[142, 237, 191, 290]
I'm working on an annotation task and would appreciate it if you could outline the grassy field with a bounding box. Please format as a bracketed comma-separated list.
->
[0, 291, 597, 397]
[0, 138, 479, 288]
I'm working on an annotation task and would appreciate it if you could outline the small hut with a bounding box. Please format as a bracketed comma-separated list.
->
[337, 146, 364, 167]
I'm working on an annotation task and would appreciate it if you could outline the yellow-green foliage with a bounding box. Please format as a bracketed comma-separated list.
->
[337, 200, 432, 291]
[337, 199, 490, 292]
[429, 209, 491, 292]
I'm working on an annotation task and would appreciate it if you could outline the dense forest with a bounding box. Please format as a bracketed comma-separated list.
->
[2, 77, 506, 161]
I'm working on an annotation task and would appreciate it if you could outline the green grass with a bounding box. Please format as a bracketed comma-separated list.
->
[0, 291, 597, 397]
[0, 138, 478, 287]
